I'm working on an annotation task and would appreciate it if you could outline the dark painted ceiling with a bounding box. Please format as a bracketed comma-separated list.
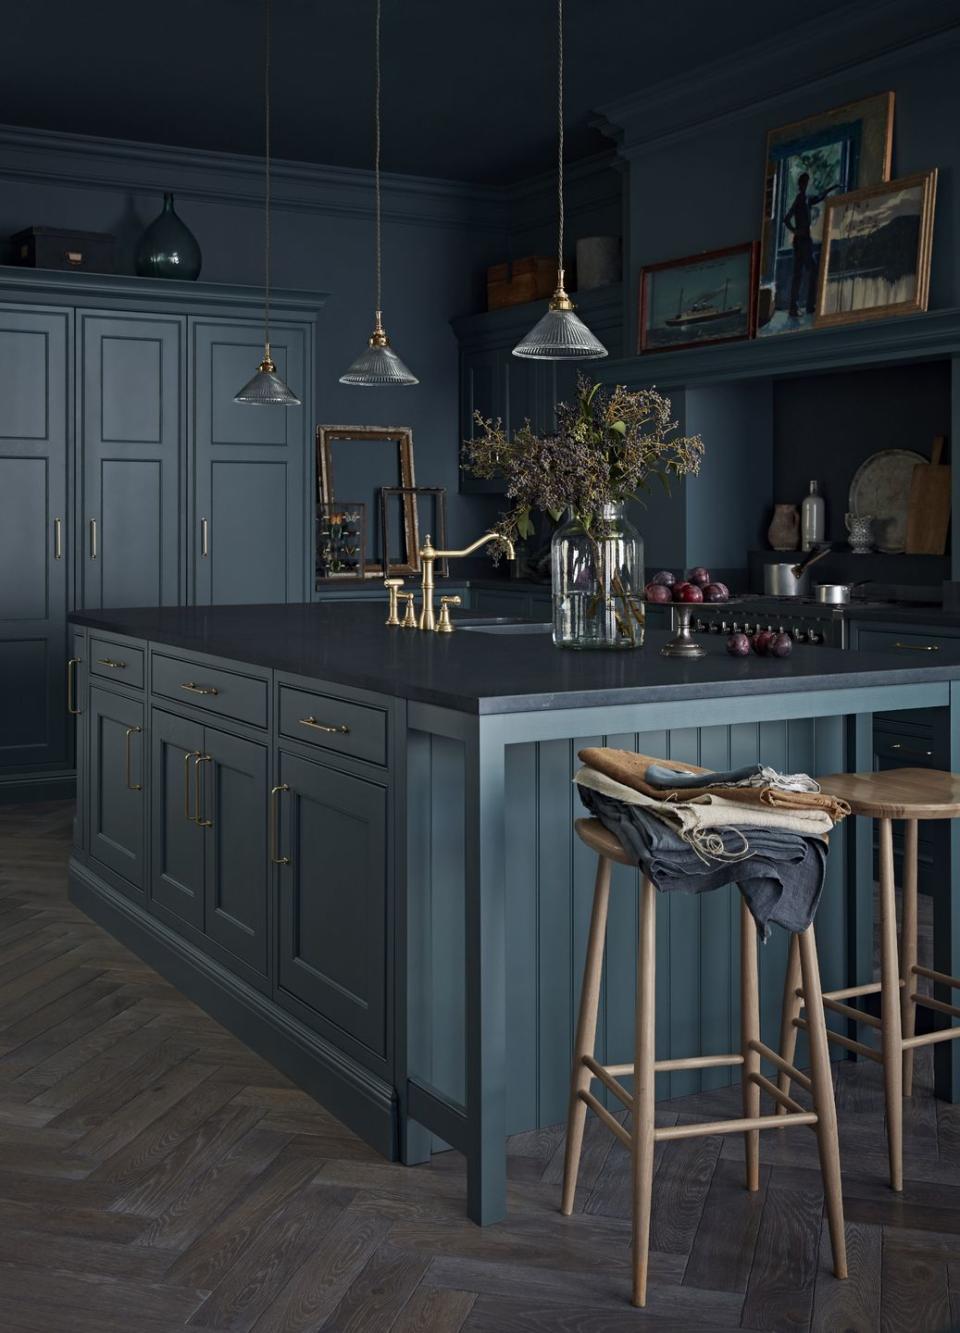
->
[7, 0, 843, 184]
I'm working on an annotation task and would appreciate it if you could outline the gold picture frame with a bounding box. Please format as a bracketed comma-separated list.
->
[814, 170, 938, 328]
[316, 425, 419, 577]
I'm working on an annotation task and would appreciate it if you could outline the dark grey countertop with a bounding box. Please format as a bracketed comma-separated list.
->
[70, 603, 960, 715]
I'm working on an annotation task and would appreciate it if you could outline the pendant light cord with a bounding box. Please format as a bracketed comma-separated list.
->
[557, 0, 564, 279]
[374, 0, 383, 320]
[263, 0, 273, 356]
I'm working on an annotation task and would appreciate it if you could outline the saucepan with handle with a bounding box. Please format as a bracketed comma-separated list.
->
[814, 580, 867, 605]
[763, 545, 831, 597]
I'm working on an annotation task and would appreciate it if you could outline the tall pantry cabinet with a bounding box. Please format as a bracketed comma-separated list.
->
[0, 269, 322, 801]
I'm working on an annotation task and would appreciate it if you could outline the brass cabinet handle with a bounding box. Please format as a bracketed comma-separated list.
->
[271, 784, 291, 865]
[183, 749, 200, 821]
[54, 517, 63, 560]
[181, 681, 219, 696]
[889, 742, 934, 757]
[66, 657, 81, 716]
[299, 716, 350, 735]
[97, 657, 127, 670]
[124, 725, 143, 792]
[892, 642, 940, 652]
[89, 519, 97, 560]
[194, 754, 213, 827]
[200, 517, 209, 558]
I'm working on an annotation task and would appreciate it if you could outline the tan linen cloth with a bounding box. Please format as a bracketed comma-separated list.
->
[578, 748, 850, 824]
[575, 766, 834, 841]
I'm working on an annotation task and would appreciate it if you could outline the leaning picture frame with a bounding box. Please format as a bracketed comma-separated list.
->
[316, 424, 419, 577]
[638, 242, 758, 354]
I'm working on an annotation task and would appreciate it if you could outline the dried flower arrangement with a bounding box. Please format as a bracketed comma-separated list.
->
[462, 377, 704, 543]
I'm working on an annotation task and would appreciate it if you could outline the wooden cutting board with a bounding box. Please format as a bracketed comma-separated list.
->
[905, 435, 951, 555]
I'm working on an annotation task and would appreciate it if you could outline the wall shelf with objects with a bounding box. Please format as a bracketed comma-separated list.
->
[451, 284, 623, 494]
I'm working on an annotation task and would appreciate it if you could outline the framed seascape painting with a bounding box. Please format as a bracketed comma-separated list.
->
[757, 91, 894, 337]
[638, 242, 758, 353]
[815, 170, 937, 328]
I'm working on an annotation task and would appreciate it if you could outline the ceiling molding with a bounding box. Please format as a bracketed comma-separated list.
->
[595, 0, 960, 154]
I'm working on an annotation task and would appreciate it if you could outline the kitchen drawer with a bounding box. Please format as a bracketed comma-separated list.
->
[151, 652, 268, 729]
[855, 627, 960, 659]
[89, 637, 145, 690]
[278, 684, 387, 767]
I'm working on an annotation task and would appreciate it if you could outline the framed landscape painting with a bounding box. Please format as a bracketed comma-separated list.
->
[815, 170, 937, 327]
[756, 92, 894, 337]
[638, 242, 758, 353]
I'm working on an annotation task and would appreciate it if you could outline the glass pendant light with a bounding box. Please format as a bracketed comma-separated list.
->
[513, 0, 607, 361]
[235, 0, 301, 406]
[340, 0, 418, 386]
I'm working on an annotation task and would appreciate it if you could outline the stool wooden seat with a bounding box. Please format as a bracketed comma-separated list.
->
[563, 816, 847, 1308]
[778, 766, 960, 1194]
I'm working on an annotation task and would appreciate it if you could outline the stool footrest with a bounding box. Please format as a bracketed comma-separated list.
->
[817, 994, 883, 1030]
[749, 1070, 812, 1120]
[577, 1089, 631, 1148]
[795, 1016, 882, 1063]
[911, 992, 960, 1021]
[819, 980, 886, 1002]
[747, 1039, 812, 1092]
[581, 1055, 632, 1110]
[902, 1027, 960, 1049]
[914, 964, 960, 991]
[655, 1111, 817, 1142]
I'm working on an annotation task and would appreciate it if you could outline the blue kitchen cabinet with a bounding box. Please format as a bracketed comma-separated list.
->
[0, 307, 70, 777]
[150, 707, 205, 931]
[88, 684, 146, 898]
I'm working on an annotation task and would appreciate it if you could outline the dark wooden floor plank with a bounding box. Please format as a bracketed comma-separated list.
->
[810, 1220, 881, 1333]
[880, 1239, 951, 1333]
[741, 1165, 824, 1332]
[313, 1241, 427, 1332]
[683, 1157, 770, 1294]
[390, 1284, 477, 1333]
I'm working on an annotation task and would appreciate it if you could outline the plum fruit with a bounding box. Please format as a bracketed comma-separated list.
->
[650, 569, 676, 586]
[727, 633, 751, 657]
[644, 582, 672, 604]
[752, 629, 775, 656]
[677, 584, 703, 603]
[769, 631, 793, 658]
[688, 567, 711, 587]
[702, 583, 728, 603]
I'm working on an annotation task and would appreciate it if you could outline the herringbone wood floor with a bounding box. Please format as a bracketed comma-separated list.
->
[0, 802, 957, 1331]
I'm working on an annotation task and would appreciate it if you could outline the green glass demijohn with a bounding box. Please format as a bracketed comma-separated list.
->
[135, 193, 202, 281]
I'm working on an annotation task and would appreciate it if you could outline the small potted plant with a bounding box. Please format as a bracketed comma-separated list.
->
[463, 377, 703, 649]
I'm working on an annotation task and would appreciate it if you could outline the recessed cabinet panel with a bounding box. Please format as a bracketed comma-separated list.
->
[210, 341, 290, 447]
[80, 312, 183, 610]
[150, 708, 205, 929]
[0, 457, 48, 620]
[210, 460, 287, 604]
[203, 729, 268, 975]
[88, 685, 145, 896]
[0, 329, 48, 439]
[0, 639, 48, 755]
[277, 750, 388, 1056]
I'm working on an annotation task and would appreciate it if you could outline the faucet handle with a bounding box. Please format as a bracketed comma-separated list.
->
[437, 595, 462, 634]
[399, 592, 418, 629]
[384, 577, 404, 626]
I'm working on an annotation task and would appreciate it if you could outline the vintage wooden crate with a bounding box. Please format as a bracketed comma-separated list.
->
[486, 256, 556, 310]
[11, 227, 115, 274]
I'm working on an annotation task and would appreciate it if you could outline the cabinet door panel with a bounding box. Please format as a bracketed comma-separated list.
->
[0, 309, 69, 771]
[203, 728, 268, 975]
[150, 709, 205, 929]
[80, 312, 183, 609]
[277, 751, 387, 1055]
[192, 321, 306, 606]
[71, 629, 87, 851]
[88, 686, 145, 895]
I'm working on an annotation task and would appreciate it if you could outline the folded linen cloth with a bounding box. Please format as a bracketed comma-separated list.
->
[644, 762, 821, 795]
[578, 748, 850, 823]
[577, 782, 827, 939]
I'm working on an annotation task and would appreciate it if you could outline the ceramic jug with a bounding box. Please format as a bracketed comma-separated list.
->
[768, 504, 800, 551]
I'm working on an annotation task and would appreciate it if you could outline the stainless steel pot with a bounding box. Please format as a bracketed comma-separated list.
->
[762, 545, 831, 597]
[815, 581, 864, 605]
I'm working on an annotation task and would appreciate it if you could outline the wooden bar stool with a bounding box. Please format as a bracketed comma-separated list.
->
[562, 816, 847, 1308]
[778, 766, 960, 1193]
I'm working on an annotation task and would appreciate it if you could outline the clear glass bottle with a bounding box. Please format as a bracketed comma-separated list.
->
[551, 502, 645, 649]
[801, 480, 826, 551]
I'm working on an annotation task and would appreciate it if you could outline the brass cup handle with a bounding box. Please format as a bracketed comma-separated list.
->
[193, 754, 213, 827]
[97, 657, 127, 670]
[183, 749, 200, 821]
[298, 716, 350, 735]
[181, 681, 220, 696]
[66, 657, 81, 716]
[271, 783, 291, 865]
[124, 726, 143, 792]
[893, 642, 940, 652]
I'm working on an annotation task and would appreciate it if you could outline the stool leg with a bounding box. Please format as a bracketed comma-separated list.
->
[632, 876, 657, 1309]
[798, 924, 847, 1280]
[901, 819, 919, 1098]
[740, 898, 761, 1190]
[561, 855, 612, 1215]
[879, 817, 904, 1192]
[776, 932, 803, 1113]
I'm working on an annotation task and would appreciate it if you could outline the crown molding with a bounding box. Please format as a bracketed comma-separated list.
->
[595, 0, 960, 155]
[0, 123, 509, 234]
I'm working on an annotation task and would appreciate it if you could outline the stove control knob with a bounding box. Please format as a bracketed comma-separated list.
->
[792, 628, 806, 643]
[709, 621, 723, 634]
[807, 630, 822, 645]
[720, 622, 730, 634]
[743, 622, 754, 636]
[693, 619, 706, 633]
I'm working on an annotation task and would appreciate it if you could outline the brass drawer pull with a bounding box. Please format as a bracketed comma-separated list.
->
[889, 742, 934, 758]
[299, 716, 350, 735]
[183, 749, 200, 822]
[66, 657, 81, 716]
[271, 784, 291, 865]
[97, 657, 127, 670]
[181, 681, 220, 696]
[194, 754, 213, 827]
[124, 726, 143, 792]
[892, 642, 940, 652]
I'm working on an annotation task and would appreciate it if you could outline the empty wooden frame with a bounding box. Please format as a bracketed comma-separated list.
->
[316, 425, 419, 577]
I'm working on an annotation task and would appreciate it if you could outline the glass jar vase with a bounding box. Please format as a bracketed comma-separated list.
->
[551, 503, 645, 649]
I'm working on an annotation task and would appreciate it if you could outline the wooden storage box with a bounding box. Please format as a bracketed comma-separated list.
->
[10, 227, 115, 274]
[487, 256, 556, 310]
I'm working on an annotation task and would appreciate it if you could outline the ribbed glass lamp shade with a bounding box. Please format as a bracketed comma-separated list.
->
[339, 320, 418, 386]
[513, 304, 608, 361]
[234, 356, 301, 406]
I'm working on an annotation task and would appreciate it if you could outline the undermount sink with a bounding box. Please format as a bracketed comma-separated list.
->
[458, 620, 552, 635]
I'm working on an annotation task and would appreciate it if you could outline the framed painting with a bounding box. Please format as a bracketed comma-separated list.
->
[638, 242, 758, 353]
[756, 92, 894, 337]
[316, 425, 419, 577]
[815, 170, 937, 328]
